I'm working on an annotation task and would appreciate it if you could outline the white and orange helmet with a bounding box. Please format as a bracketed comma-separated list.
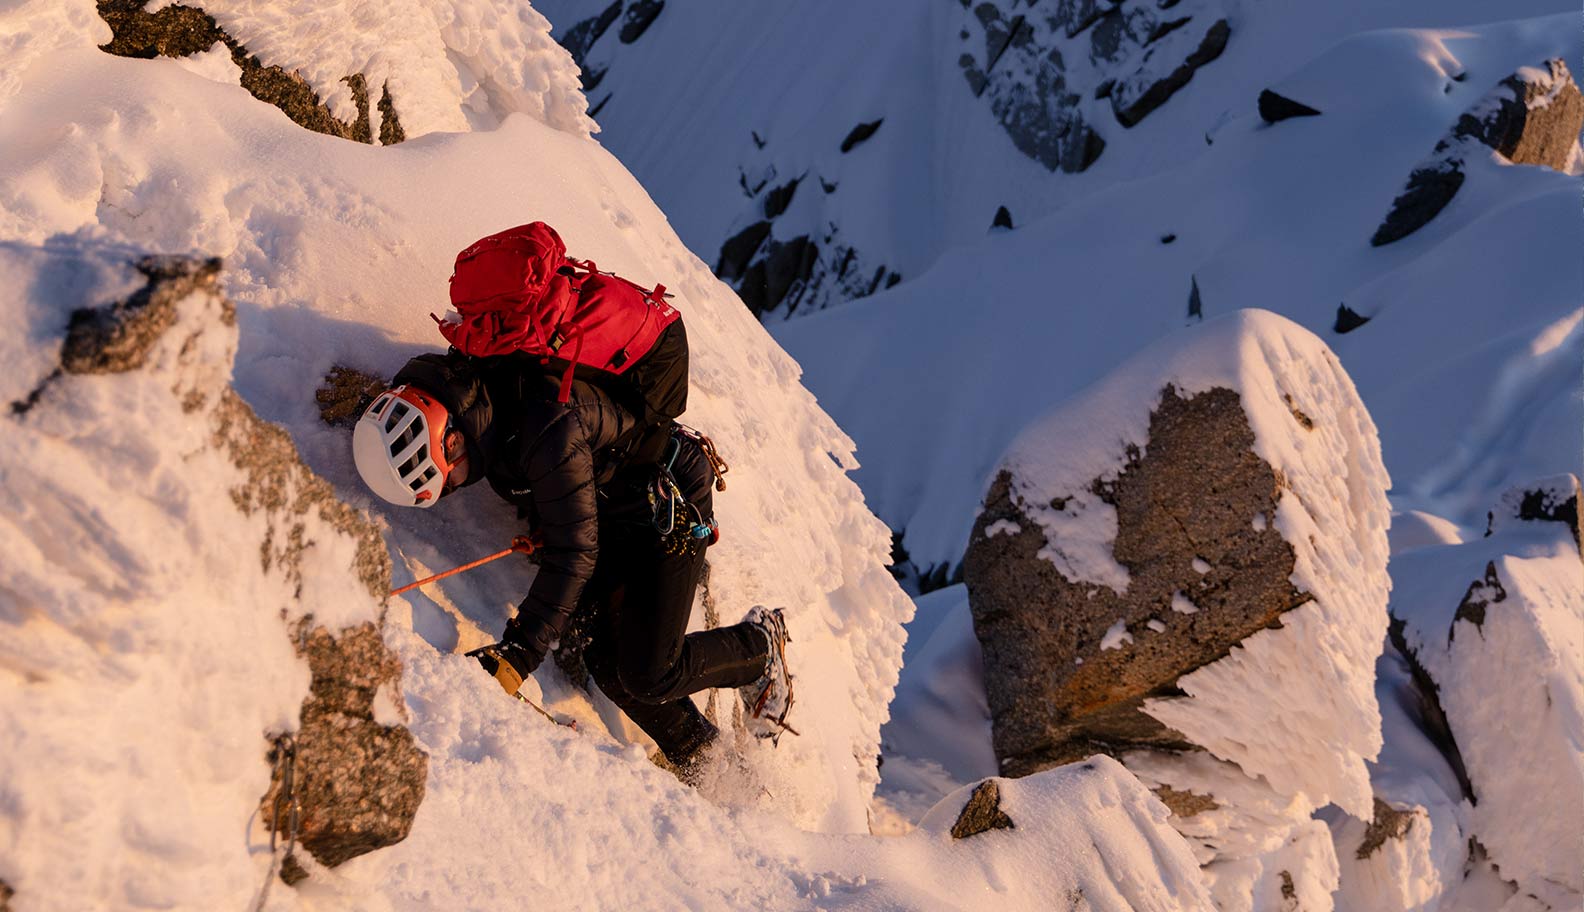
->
[352, 385, 454, 507]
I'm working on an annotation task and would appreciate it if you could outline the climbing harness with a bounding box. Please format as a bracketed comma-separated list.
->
[647, 428, 725, 557]
[390, 535, 538, 596]
[250, 734, 301, 911]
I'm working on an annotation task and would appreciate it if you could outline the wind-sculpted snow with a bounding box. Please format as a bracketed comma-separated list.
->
[0, 6, 913, 838]
[1390, 489, 1584, 910]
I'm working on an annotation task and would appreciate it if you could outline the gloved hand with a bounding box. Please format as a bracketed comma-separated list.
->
[468, 639, 543, 696]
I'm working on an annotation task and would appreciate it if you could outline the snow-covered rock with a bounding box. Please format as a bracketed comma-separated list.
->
[90, 0, 594, 142]
[963, 309, 1391, 909]
[1389, 477, 1584, 911]
[1371, 57, 1583, 246]
[0, 244, 423, 904]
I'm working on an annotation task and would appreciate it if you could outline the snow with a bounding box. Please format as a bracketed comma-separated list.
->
[1171, 592, 1202, 615]
[983, 518, 1020, 538]
[1390, 509, 1584, 909]
[772, 12, 1583, 578]
[1100, 619, 1134, 651]
[0, 246, 330, 910]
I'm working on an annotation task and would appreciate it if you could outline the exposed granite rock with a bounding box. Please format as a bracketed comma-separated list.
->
[1372, 59, 1582, 246]
[1486, 474, 1580, 546]
[315, 365, 389, 428]
[95, 0, 405, 145]
[1257, 89, 1321, 124]
[993, 205, 1015, 230]
[1154, 784, 1218, 818]
[1357, 798, 1417, 860]
[964, 385, 1311, 775]
[62, 256, 225, 375]
[265, 622, 428, 880]
[1386, 619, 1476, 803]
[951, 779, 1017, 838]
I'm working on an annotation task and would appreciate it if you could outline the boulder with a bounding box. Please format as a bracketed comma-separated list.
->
[1389, 479, 1584, 910]
[267, 623, 428, 880]
[1110, 18, 1230, 128]
[1372, 59, 1582, 246]
[949, 779, 1016, 838]
[964, 310, 1391, 908]
[1256, 89, 1321, 124]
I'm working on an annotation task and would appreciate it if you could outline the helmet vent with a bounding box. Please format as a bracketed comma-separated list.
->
[397, 444, 429, 478]
[410, 465, 439, 491]
[389, 421, 422, 456]
[384, 401, 409, 433]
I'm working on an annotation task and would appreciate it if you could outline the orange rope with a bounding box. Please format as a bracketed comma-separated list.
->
[390, 535, 537, 596]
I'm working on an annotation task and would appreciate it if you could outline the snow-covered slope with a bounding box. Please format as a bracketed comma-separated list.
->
[775, 13, 1583, 577]
[535, 0, 1573, 320]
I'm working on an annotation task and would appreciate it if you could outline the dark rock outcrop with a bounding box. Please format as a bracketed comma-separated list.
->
[1110, 18, 1229, 128]
[618, 0, 664, 44]
[714, 220, 898, 318]
[840, 119, 884, 153]
[1485, 474, 1580, 546]
[992, 206, 1015, 230]
[951, 779, 1016, 838]
[62, 256, 224, 375]
[964, 385, 1311, 775]
[1257, 89, 1321, 124]
[1333, 304, 1369, 334]
[1372, 59, 1582, 246]
[959, 0, 1228, 172]
[1356, 798, 1417, 860]
[315, 366, 389, 428]
[266, 623, 428, 880]
[95, 0, 405, 145]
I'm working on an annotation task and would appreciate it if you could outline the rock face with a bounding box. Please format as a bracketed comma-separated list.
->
[1256, 89, 1322, 124]
[714, 216, 899, 319]
[269, 624, 428, 880]
[964, 310, 1392, 910]
[950, 779, 1016, 838]
[32, 251, 427, 887]
[1390, 476, 1584, 911]
[958, 0, 1230, 170]
[1372, 58, 1582, 246]
[95, 0, 406, 145]
[966, 386, 1309, 774]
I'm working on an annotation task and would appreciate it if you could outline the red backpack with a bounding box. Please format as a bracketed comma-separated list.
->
[436, 222, 687, 427]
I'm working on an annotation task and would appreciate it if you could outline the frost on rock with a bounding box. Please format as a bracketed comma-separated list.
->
[1372, 58, 1584, 246]
[92, 0, 594, 142]
[0, 243, 423, 905]
[964, 310, 1391, 909]
[1389, 476, 1584, 911]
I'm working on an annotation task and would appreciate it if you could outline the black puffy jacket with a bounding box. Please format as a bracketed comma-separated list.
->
[392, 351, 709, 659]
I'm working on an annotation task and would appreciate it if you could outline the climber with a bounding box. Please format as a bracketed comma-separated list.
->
[349, 350, 795, 776]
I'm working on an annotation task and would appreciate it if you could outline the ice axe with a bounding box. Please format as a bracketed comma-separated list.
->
[390, 535, 538, 596]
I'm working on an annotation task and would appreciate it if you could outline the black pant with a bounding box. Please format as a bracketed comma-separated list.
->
[580, 521, 767, 764]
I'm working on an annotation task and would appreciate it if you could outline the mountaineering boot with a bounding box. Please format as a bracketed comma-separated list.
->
[738, 606, 797, 739]
[468, 641, 538, 696]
